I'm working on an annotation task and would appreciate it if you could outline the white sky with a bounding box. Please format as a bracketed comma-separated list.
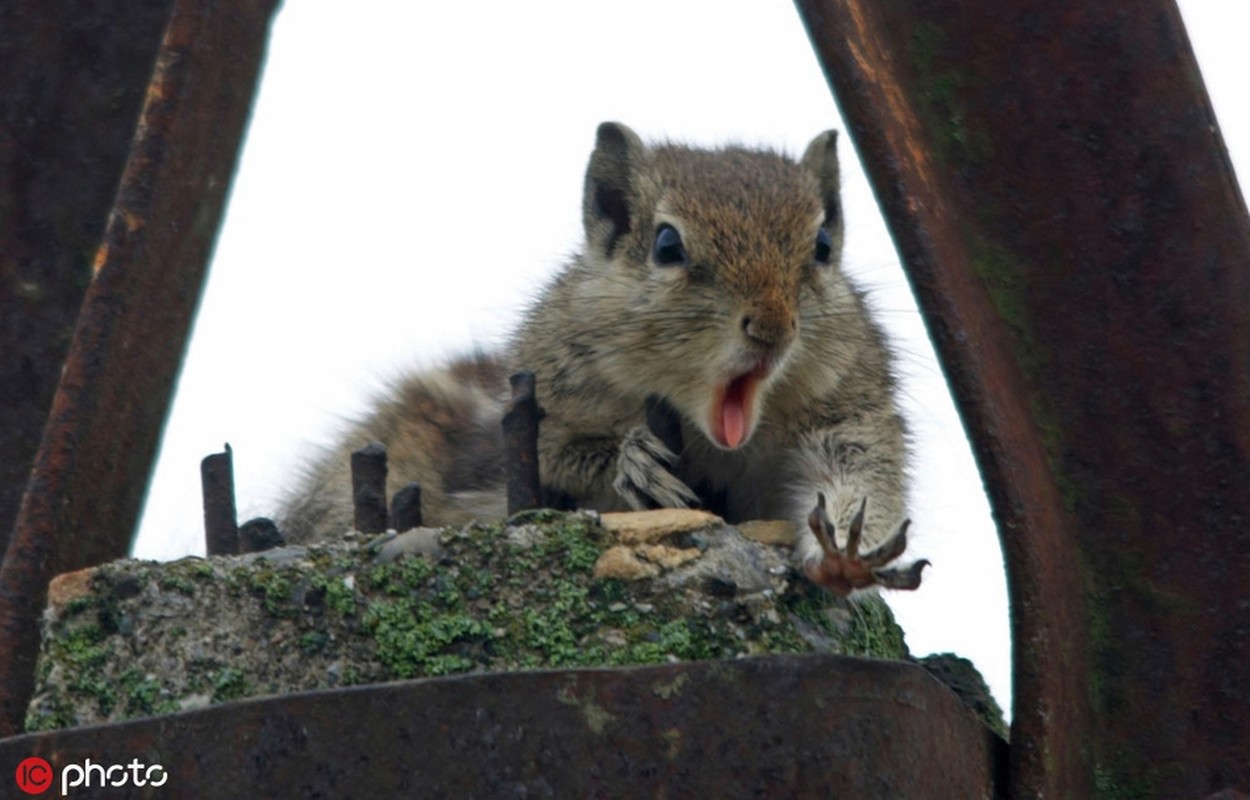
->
[135, 2, 1249, 721]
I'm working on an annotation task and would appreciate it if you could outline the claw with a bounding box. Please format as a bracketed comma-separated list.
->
[807, 493, 839, 559]
[873, 559, 930, 590]
[863, 518, 911, 569]
[801, 495, 927, 595]
[845, 497, 867, 560]
[615, 424, 699, 510]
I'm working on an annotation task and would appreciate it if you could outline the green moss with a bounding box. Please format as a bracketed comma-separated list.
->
[340, 665, 362, 686]
[30, 590, 159, 727]
[58, 624, 117, 718]
[58, 623, 110, 675]
[34, 653, 53, 686]
[153, 559, 216, 597]
[246, 567, 298, 617]
[361, 597, 492, 679]
[159, 574, 197, 596]
[182, 661, 216, 696]
[504, 508, 566, 526]
[25, 698, 78, 733]
[616, 619, 708, 665]
[61, 595, 96, 618]
[453, 559, 496, 600]
[911, 22, 991, 166]
[303, 546, 337, 570]
[300, 631, 330, 655]
[781, 581, 835, 625]
[345, 515, 789, 677]
[1092, 761, 1155, 800]
[516, 604, 582, 666]
[211, 668, 249, 703]
[163, 559, 216, 585]
[117, 668, 165, 718]
[367, 555, 433, 596]
[537, 514, 606, 572]
[322, 575, 362, 620]
[918, 653, 1007, 740]
[845, 596, 908, 659]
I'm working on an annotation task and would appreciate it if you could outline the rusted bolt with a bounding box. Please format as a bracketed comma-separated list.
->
[351, 442, 389, 534]
[390, 482, 423, 532]
[503, 371, 542, 515]
[201, 444, 238, 556]
[239, 517, 285, 553]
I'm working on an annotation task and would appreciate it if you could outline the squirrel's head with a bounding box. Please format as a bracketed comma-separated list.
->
[579, 122, 852, 451]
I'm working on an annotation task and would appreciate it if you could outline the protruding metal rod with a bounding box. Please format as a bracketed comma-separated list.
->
[390, 483, 423, 532]
[201, 444, 238, 556]
[351, 443, 389, 534]
[503, 371, 542, 515]
[239, 517, 284, 553]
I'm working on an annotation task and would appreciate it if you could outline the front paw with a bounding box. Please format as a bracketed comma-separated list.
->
[613, 425, 700, 510]
[802, 493, 929, 596]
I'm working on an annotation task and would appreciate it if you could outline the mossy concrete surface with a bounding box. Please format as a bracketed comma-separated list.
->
[25, 509, 994, 734]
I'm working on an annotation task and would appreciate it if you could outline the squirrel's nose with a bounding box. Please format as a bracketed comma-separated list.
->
[741, 308, 797, 347]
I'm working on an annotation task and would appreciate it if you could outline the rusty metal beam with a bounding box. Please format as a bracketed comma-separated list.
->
[0, 1, 176, 562]
[0, 655, 1007, 797]
[0, 0, 278, 736]
[795, 0, 1250, 796]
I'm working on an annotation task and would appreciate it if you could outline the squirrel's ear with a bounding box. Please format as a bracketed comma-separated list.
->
[801, 130, 842, 229]
[583, 122, 647, 256]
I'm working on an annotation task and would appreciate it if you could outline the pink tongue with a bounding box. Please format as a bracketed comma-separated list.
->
[722, 378, 748, 448]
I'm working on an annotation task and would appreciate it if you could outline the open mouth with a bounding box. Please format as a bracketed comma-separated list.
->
[709, 364, 770, 449]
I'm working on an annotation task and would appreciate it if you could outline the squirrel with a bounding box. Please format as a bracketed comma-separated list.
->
[280, 122, 928, 595]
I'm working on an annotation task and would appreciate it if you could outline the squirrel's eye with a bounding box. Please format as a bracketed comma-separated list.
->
[652, 225, 688, 267]
[814, 227, 833, 264]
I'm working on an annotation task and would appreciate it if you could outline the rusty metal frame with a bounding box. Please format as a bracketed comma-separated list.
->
[1, 655, 1005, 797]
[0, 0, 279, 736]
[795, 0, 1250, 796]
[0, 2, 175, 571]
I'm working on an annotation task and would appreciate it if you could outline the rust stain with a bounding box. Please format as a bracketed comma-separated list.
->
[91, 243, 110, 277]
[843, 1, 946, 223]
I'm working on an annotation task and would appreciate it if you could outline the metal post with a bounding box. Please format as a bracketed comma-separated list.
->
[202, 445, 239, 556]
[0, 0, 277, 736]
[794, 0, 1250, 795]
[503, 371, 543, 515]
[390, 483, 423, 532]
[351, 443, 390, 535]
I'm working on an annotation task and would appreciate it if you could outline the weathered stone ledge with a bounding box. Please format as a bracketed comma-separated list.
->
[25, 509, 999, 736]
